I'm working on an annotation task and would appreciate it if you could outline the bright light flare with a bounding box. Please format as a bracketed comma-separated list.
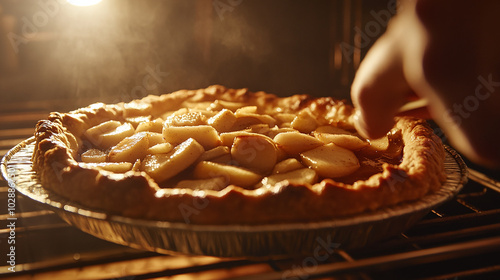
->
[67, 0, 103, 7]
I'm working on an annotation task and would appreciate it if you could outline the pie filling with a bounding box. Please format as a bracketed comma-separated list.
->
[76, 99, 404, 190]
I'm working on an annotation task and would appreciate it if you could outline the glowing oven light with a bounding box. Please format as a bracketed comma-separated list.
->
[66, 0, 103, 7]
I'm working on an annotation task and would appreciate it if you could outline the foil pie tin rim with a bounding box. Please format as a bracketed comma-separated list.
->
[2, 137, 467, 232]
[1, 137, 467, 256]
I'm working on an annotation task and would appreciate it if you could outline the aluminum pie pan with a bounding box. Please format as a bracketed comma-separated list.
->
[1, 137, 467, 258]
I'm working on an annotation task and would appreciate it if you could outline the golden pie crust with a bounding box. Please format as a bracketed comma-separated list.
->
[32, 85, 446, 225]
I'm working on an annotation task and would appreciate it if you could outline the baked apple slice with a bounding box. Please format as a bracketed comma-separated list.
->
[141, 138, 205, 183]
[84, 120, 135, 149]
[273, 131, 323, 155]
[80, 148, 107, 163]
[135, 118, 164, 133]
[147, 143, 174, 154]
[208, 109, 237, 133]
[313, 132, 368, 150]
[300, 143, 360, 178]
[230, 134, 277, 174]
[259, 168, 318, 187]
[108, 132, 149, 163]
[193, 161, 262, 189]
[367, 136, 389, 151]
[79, 162, 133, 173]
[163, 125, 220, 150]
[272, 158, 305, 174]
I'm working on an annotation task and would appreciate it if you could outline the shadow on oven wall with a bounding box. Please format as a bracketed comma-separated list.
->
[0, 0, 393, 106]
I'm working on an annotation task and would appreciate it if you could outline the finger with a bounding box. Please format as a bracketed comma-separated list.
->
[351, 27, 414, 139]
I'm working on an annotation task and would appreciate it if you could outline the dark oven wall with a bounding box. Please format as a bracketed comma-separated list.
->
[0, 0, 391, 107]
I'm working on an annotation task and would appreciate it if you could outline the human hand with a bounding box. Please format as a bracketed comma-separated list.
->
[351, 0, 500, 168]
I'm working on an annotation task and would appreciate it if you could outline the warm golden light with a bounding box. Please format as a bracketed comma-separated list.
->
[67, 0, 103, 7]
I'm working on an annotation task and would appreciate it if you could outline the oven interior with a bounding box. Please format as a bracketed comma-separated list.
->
[1, 0, 500, 279]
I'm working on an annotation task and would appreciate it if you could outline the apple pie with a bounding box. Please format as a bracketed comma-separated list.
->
[32, 85, 446, 224]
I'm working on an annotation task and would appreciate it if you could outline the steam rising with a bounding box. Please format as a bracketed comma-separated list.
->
[30, 0, 331, 105]
[47, 0, 279, 104]
[48, 1, 168, 103]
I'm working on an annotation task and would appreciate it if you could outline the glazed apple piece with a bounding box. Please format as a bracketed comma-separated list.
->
[367, 136, 390, 151]
[291, 109, 318, 133]
[79, 162, 133, 173]
[361, 128, 403, 157]
[198, 146, 231, 162]
[147, 143, 174, 154]
[231, 110, 277, 131]
[219, 131, 257, 146]
[208, 109, 237, 133]
[102, 122, 135, 147]
[212, 99, 248, 111]
[146, 132, 166, 147]
[235, 106, 258, 114]
[266, 127, 296, 139]
[125, 116, 152, 129]
[163, 125, 220, 150]
[274, 113, 296, 126]
[230, 134, 277, 174]
[313, 132, 368, 150]
[273, 131, 323, 155]
[107, 132, 166, 163]
[248, 123, 271, 135]
[272, 158, 305, 174]
[141, 138, 205, 183]
[165, 111, 207, 127]
[300, 143, 360, 178]
[136, 118, 164, 133]
[85, 120, 120, 136]
[80, 148, 107, 163]
[258, 168, 318, 188]
[84, 120, 135, 149]
[193, 161, 263, 189]
[108, 132, 149, 163]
